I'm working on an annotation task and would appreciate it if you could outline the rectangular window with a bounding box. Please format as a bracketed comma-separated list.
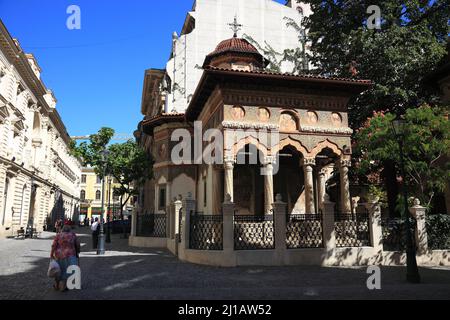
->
[96, 176, 102, 184]
[81, 175, 86, 183]
[158, 187, 166, 211]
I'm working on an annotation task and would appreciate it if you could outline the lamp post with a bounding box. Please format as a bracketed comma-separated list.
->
[391, 119, 421, 284]
[97, 149, 110, 255]
[106, 177, 112, 243]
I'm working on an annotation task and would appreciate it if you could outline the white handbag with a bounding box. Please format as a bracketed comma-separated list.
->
[47, 259, 61, 278]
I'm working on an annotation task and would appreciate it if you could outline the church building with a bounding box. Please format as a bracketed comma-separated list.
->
[136, 0, 370, 219]
[131, 0, 386, 266]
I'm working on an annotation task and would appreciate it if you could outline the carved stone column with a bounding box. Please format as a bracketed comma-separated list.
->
[223, 155, 235, 203]
[317, 168, 327, 211]
[263, 156, 275, 214]
[339, 158, 352, 214]
[302, 157, 316, 215]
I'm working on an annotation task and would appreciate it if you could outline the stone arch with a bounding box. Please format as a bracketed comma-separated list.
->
[271, 137, 308, 157]
[231, 135, 269, 157]
[309, 140, 343, 158]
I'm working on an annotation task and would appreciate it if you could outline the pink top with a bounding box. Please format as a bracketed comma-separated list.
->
[51, 232, 78, 260]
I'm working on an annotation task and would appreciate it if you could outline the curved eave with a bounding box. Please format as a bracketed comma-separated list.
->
[142, 113, 185, 135]
[185, 67, 373, 121]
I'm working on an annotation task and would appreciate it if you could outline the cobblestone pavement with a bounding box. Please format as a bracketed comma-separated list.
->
[1, 228, 450, 300]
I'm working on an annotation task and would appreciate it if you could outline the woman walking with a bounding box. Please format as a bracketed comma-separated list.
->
[50, 224, 80, 291]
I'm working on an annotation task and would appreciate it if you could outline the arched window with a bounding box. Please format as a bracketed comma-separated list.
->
[80, 190, 86, 201]
[95, 190, 101, 200]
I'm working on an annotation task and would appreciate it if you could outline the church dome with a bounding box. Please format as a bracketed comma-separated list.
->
[212, 37, 259, 56]
[202, 36, 265, 70]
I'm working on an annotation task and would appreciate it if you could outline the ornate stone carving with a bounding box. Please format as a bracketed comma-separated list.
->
[224, 154, 235, 167]
[263, 155, 276, 165]
[231, 106, 245, 120]
[340, 159, 352, 168]
[222, 121, 278, 130]
[301, 126, 353, 135]
[280, 113, 297, 131]
[158, 143, 167, 158]
[301, 157, 316, 167]
[307, 111, 318, 124]
[223, 91, 347, 110]
[257, 107, 270, 122]
[331, 112, 343, 126]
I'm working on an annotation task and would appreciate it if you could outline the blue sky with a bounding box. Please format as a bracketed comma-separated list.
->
[0, 0, 286, 137]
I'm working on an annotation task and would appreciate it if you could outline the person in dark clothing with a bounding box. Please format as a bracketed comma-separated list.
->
[91, 218, 100, 249]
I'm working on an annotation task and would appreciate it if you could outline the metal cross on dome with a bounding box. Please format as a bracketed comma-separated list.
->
[228, 15, 243, 38]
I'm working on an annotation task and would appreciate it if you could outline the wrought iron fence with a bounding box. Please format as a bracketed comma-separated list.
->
[381, 217, 417, 251]
[286, 213, 323, 249]
[234, 215, 274, 250]
[189, 213, 223, 250]
[426, 214, 450, 250]
[136, 213, 167, 238]
[335, 212, 371, 247]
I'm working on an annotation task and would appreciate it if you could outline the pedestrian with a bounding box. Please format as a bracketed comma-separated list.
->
[54, 218, 63, 234]
[91, 218, 100, 249]
[50, 223, 80, 292]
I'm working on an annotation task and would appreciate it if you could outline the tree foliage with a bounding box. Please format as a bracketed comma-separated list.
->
[301, 0, 449, 128]
[107, 140, 153, 210]
[70, 128, 153, 211]
[355, 104, 450, 209]
[70, 127, 115, 178]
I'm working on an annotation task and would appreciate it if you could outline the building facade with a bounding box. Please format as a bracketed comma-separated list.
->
[79, 167, 134, 222]
[137, 0, 312, 214]
[130, 0, 450, 267]
[0, 20, 82, 238]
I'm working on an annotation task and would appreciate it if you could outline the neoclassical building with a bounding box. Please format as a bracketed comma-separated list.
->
[0, 20, 82, 238]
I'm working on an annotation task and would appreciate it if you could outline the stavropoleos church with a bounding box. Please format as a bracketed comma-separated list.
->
[130, 0, 444, 267]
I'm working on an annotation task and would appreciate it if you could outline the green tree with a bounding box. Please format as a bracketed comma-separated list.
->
[355, 104, 450, 210]
[70, 128, 153, 213]
[107, 140, 153, 213]
[300, 0, 449, 128]
[70, 127, 115, 178]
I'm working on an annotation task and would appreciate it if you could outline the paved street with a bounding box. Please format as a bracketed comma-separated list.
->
[1, 228, 450, 300]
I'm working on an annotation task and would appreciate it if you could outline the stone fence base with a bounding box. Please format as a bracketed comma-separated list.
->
[129, 237, 450, 267]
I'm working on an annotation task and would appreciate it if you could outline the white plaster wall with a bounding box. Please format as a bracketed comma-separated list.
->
[166, 0, 311, 113]
[171, 173, 196, 203]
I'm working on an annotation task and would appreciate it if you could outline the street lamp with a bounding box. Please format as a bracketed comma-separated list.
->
[97, 149, 110, 255]
[106, 176, 112, 243]
[391, 119, 421, 284]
